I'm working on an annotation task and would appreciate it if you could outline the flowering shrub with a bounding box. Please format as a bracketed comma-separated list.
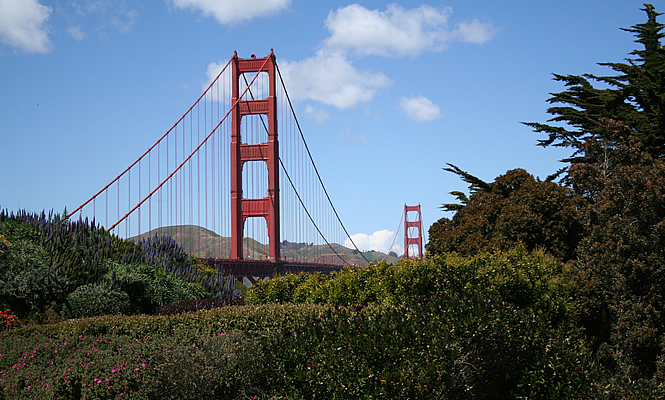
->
[0, 209, 239, 320]
[0, 309, 19, 331]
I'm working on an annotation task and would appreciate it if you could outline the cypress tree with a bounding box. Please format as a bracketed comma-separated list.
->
[524, 4, 665, 180]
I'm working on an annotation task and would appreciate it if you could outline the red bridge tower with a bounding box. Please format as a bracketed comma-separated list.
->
[404, 204, 423, 259]
[230, 51, 280, 261]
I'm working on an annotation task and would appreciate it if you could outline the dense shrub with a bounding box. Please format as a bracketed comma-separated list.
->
[264, 294, 599, 399]
[0, 210, 239, 320]
[0, 309, 19, 331]
[0, 237, 68, 319]
[146, 331, 268, 399]
[248, 246, 576, 323]
[0, 299, 603, 400]
[66, 284, 131, 318]
[440, 246, 577, 324]
[155, 297, 245, 316]
[105, 261, 207, 315]
[574, 156, 665, 383]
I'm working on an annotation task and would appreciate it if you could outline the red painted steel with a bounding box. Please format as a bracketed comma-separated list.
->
[231, 51, 281, 261]
[404, 204, 423, 259]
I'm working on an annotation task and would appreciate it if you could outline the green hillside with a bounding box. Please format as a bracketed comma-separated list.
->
[133, 225, 400, 265]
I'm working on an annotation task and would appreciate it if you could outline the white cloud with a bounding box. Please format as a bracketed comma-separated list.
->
[204, 60, 227, 86]
[304, 105, 330, 124]
[0, 0, 51, 53]
[67, 25, 86, 41]
[278, 52, 392, 109]
[399, 95, 442, 122]
[346, 229, 403, 255]
[322, 4, 496, 57]
[172, 0, 290, 25]
[453, 19, 499, 44]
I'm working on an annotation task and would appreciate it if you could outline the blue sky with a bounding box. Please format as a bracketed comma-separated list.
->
[0, 0, 655, 255]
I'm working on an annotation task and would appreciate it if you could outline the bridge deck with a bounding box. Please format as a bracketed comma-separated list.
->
[203, 258, 345, 280]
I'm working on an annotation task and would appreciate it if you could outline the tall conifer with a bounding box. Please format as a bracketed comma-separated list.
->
[524, 4, 665, 179]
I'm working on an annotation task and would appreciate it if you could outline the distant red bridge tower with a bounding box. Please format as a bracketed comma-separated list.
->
[404, 204, 423, 259]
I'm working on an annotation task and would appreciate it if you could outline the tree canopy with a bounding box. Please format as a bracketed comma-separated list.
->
[427, 168, 584, 261]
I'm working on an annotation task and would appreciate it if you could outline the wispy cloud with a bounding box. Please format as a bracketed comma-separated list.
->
[304, 105, 330, 125]
[453, 19, 498, 44]
[110, 9, 138, 33]
[399, 95, 443, 123]
[337, 128, 367, 145]
[172, 0, 290, 25]
[67, 25, 86, 40]
[0, 0, 52, 53]
[200, 3, 497, 111]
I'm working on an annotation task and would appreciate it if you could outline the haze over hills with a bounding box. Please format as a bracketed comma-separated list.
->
[132, 225, 400, 266]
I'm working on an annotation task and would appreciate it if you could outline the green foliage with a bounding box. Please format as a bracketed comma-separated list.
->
[66, 284, 131, 318]
[105, 261, 206, 315]
[146, 331, 268, 400]
[154, 297, 245, 316]
[0, 298, 603, 400]
[247, 247, 576, 326]
[0, 237, 68, 319]
[0, 210, 240, 320]
[428, 168, 584, 261]
[440, 246, 577, 323]
[574, 153, 665, 381]
[264, 295, 598, 399]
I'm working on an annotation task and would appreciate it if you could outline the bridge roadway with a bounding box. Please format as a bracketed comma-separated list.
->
[203, 258, 345, 286]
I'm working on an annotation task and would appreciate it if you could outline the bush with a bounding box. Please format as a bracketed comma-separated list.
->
[145, 331, 268, 399]
[0, 238, 68, 319]
[66, 284, 131, 318]
[248, 247, 576, 323]
[428, 168, 584, 261]
[0, 309, 20, 331]
[155, 297, 245, 316]
[264, 294, 599, 399]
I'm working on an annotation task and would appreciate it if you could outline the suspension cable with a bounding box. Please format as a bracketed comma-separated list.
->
[108, 56, 271, 231]
[275, 62, 369, 264]
[382, 207, 404, 262]
[241, 73, 352, 266]
[67, 58, 234, 219]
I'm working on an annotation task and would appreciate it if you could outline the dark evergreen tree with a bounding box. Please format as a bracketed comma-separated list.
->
[427, 168, 584, 261]
[524, 4, 665, 182]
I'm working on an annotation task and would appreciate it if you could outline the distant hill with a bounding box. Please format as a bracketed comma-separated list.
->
[132, 225, 400, 266]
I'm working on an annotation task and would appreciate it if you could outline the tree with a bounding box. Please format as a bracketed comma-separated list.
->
[524, 4, 665, 182]
[573, 149, 665, 381]
[427, 168, 584, 261]
[522, 5, 665, 384]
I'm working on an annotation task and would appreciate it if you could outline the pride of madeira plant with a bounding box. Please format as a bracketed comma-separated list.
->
[0, 209, 239, 321]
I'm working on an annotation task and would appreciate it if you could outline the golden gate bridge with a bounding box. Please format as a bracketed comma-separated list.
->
[67, 51, 424, 284]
